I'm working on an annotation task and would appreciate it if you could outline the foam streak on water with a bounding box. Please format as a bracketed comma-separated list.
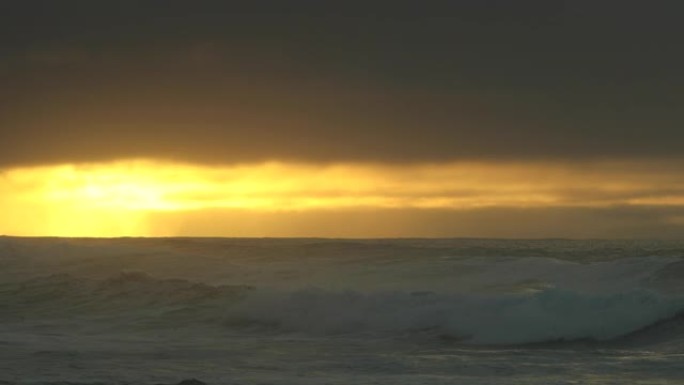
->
[1, 237, 683, 384]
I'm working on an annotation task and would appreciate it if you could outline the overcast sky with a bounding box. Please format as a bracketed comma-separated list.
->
[2, 1, 684, 167]
[2, 2, 684, 237]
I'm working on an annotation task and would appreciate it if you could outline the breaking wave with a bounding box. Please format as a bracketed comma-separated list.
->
[228, 286, 684, 345]
[3, 272, 684, 346]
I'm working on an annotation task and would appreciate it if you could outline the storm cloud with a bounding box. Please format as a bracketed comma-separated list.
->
[2, 1, 684, 167]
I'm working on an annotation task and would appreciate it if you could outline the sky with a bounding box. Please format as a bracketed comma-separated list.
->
[2, 1, 684, 238]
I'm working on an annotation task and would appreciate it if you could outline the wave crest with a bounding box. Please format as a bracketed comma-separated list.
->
[3, 273, 683, 346]
[227, 287, 684, 345]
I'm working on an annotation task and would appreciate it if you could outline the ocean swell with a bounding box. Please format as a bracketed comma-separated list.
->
[3, 273, 684, 346]
[228, 286, 684, 345]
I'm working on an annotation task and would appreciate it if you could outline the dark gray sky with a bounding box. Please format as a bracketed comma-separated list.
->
[2, 1, 683, 167]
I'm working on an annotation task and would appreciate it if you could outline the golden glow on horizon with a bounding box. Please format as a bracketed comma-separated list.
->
[2, 159, 684, 237]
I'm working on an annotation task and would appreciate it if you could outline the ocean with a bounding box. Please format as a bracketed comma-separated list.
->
[1, 236, 683, 385]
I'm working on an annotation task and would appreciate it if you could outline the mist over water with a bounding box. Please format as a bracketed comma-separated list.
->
[1, 237, 684, 384]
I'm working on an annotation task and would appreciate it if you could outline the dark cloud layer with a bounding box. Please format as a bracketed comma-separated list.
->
[2, 1, 684, 167]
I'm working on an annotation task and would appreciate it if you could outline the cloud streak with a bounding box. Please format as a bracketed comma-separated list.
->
[3, 159, 684, 237]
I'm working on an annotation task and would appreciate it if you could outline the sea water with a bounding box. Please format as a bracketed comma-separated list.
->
[0, 237, 683, 384]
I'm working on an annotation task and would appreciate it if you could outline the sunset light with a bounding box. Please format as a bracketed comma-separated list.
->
[4, 3, 684, 383]
[3, 159, 684, 237]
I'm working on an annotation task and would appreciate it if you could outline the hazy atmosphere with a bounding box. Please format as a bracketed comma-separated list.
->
[3, 4, 684, 385]
[2, 1, 684, 237]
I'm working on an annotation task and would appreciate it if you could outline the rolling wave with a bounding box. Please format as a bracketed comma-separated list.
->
[3, 272, 683, 346]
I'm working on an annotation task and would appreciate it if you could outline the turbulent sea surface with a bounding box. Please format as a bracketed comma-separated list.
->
[1, 237, 684, 385]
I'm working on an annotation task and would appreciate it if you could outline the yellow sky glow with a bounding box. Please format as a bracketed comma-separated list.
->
[1, 159, 683, 237]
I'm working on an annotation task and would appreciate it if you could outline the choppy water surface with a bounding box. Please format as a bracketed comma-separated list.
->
[1, 237, 683, 384]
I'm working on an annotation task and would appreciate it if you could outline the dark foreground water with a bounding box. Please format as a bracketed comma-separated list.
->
[1, 236, 683, 384]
